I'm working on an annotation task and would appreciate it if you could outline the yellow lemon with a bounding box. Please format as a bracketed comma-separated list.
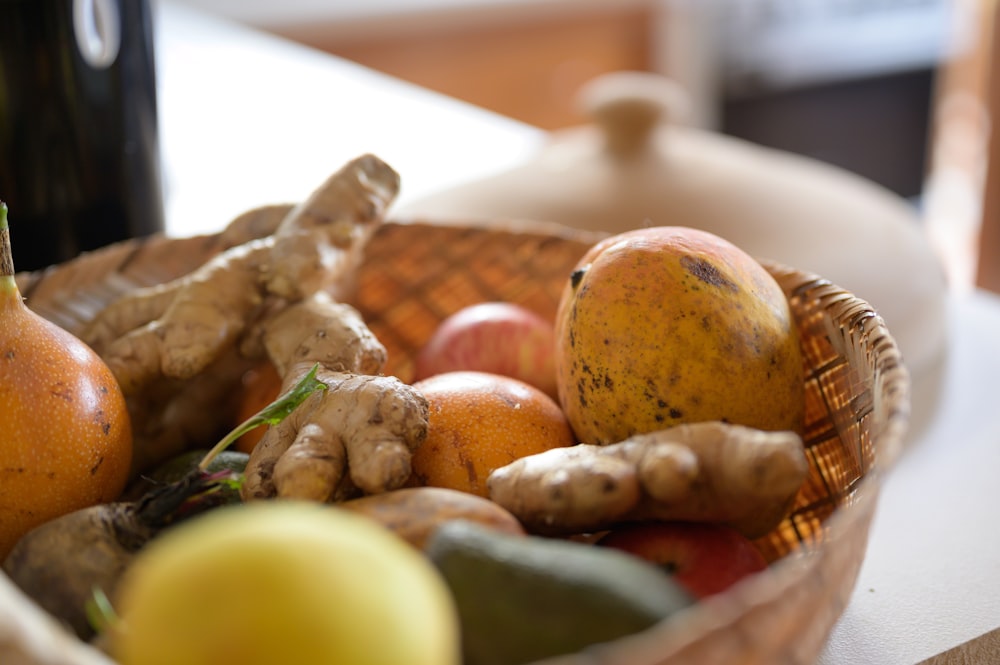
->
[112, 501, 460, 665]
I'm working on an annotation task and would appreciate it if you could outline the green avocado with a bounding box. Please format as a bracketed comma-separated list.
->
[425, 520, 694, 665]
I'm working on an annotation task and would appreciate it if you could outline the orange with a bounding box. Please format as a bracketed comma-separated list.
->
[410, 371, 576, 497]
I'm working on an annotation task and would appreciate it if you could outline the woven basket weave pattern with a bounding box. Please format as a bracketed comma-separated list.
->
[352, 221, 908, 665]
[7, 218, 909, 665]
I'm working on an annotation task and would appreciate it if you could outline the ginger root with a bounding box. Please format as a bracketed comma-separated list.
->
[80, 155, 430, 502]
[241, 293, 429, 502]
[243, 367, 428, 502]
[487, 421, 809, 539]
[82, 154, 397, 393]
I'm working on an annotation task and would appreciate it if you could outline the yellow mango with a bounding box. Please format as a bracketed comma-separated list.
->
[555, 226, 804, 444]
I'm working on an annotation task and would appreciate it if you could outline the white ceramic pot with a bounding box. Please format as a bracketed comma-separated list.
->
[401, 71, 948, 385]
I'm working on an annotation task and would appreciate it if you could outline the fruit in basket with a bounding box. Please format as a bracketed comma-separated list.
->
[596, 521, 769, 598]
[111, 501, 461, 665]
[555, 225, 804, 444]
[0, 202, 132, 559]
[409, 371, 576, 497]
[414, 302, 558, 398]
[425, 519, 693, 665]
[4, 369, 326, 641]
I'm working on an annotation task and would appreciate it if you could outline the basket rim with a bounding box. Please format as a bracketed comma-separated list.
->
[8, 216, 913, 665]
[537, 256, 912, 664]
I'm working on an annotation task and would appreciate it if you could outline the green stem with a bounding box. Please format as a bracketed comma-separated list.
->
[1, 201, 16, 283]
[197, 363, 327, 471]
[85, 586, 119, 635]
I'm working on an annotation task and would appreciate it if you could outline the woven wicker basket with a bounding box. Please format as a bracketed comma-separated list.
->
[7, 217, 910, 665]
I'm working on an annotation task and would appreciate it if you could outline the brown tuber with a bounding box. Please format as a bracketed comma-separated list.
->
[78, 155, 429, 504]
[487, 421, 809, 538]
[2, 472, 234, 641]
[243, 360, 429, 502]
[340, 486, 526, 550]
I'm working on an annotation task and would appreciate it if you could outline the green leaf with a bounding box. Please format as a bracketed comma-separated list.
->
[198, 363, 327, 471]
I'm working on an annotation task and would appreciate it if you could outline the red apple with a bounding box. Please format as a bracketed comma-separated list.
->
[596, 521, 768, 599]
[414, 302, 558, 398]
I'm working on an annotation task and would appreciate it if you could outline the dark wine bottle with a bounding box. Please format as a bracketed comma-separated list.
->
[0, 0, 164, 273]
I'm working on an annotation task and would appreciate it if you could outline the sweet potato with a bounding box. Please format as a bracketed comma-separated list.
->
[341, 487, 525, 550]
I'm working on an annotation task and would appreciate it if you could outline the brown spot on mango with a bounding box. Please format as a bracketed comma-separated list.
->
[680, 255, 738, 292]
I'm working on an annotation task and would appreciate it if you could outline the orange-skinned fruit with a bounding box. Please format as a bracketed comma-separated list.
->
[410, 371, 576, 497]
[555, 226, 804, 445]
[0, 203, 132, 558]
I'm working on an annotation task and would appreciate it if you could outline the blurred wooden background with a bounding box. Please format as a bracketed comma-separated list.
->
[192, 0, 997, 294]
[266, 2, 657, 131]
[924, 0, 999, 293]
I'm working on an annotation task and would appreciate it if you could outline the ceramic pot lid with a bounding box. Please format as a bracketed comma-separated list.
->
[400, 71, 948, 383]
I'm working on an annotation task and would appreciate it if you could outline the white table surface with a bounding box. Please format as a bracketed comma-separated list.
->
[816, 288, 1000, 665]
[156, 2, 1000, 663]
[154, 1, 545, 239]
